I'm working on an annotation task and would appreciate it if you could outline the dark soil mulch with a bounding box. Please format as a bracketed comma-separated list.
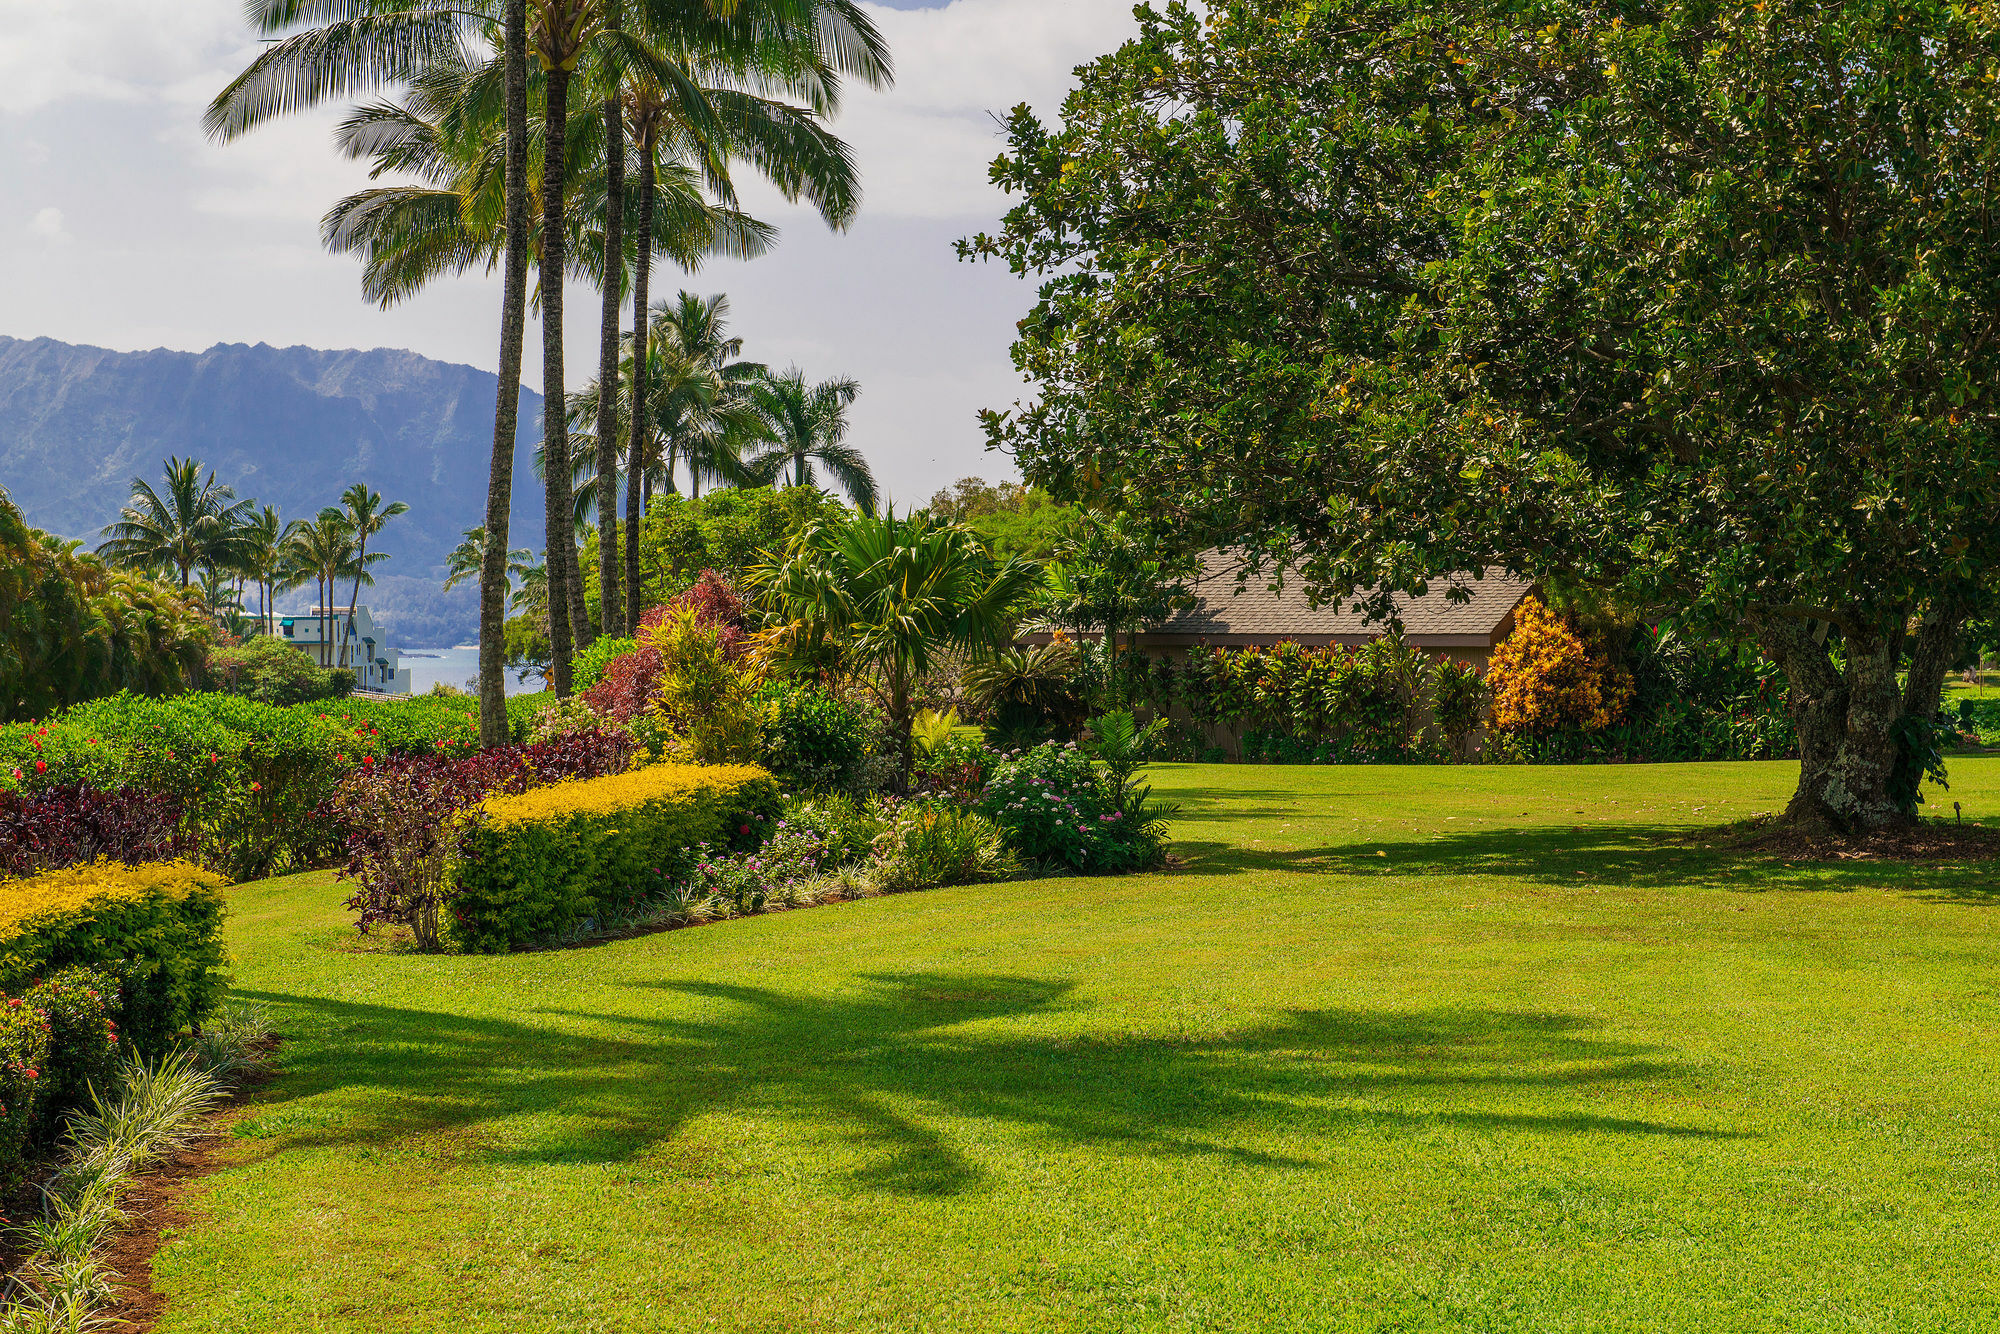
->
[1688, 817, 2000, 863]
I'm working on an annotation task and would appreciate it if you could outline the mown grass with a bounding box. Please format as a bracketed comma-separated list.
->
[157, 760, 2000, 1333]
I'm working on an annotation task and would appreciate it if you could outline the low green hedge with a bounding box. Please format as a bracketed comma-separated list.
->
[453, 763, 779, 952]
[0, 860, 228, 1053]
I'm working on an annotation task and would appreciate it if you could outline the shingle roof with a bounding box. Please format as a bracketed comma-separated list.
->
[1141, 551, 1535, 648]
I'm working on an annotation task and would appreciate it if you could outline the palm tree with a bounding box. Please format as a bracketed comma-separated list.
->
[750, 512, 1039, 784]
[744, 369, 877, 512]
[336, 484, 408, 668]
[232, 505, 293, 636]
[283, 510, 361, 668]
[209, 0, 891, 698]
[96, 457, 255, 588]
[443, 527, 534, 595]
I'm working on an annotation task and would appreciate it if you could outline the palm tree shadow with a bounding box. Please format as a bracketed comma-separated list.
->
[1174, 822, 2000, 898]
[230, 973, 1744, 1199]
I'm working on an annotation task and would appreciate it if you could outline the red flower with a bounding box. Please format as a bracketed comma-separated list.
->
[336, 754, 347, 763]
[8, 770, 19, 782]
[362, 756, 375, 766]
[250, 782, 262, 792]
[23, 1070, 37, 1080]
[738, 824, 751, 835]
[33, 761, 46, 774]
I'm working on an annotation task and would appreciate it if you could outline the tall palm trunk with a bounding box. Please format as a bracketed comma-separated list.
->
[623, 126, 655, 637]
[343, 533, 368, 670]
[481, 0, 532, 746]
[542, 59, 578, 693]
[595, 88, 625, 641]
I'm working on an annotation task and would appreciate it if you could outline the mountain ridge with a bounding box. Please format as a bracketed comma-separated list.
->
[0, 334, 550, 646]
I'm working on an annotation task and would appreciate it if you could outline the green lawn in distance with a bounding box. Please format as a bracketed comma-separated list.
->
[158, 760, 2000, 1333]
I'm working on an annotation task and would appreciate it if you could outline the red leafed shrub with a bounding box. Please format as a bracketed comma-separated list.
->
[329, 728, 635, 949]
[584, 571, 749, 724]
[0, 783, 191, 878]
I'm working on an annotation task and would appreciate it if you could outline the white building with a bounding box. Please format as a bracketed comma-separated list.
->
[277, 606, 413, 694]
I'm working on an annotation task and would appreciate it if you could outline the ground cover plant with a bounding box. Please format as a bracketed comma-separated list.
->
[143, 758, 2000, 1332]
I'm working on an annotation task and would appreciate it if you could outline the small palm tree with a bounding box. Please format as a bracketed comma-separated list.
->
[443, 528, 533, 595]
[233, 505, 292, 636]
[750, 512, 1039, 784]
[745, 369, 876, 512]
[96, 458, 254, 587]
[338, 485, 408, 667]
[284, 510, 360, 667]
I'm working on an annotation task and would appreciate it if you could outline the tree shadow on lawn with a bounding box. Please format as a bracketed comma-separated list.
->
[1173, 823, 2000, 901]
[228, 975, 1742, 1198]
[1156, 787, 1303, 825]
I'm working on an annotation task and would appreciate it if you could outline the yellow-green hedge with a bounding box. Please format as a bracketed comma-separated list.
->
[0, 861, 228, 1052]
[452, 763, 780, 952]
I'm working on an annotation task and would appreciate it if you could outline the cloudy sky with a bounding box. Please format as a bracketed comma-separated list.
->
[0, 0, 1143, 507]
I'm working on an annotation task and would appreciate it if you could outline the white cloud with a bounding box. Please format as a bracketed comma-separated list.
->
[27, 207, 66, 241]
[0, 0, 247, 113]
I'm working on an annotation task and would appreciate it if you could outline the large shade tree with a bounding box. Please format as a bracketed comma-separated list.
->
[967, 0, 2000, 832]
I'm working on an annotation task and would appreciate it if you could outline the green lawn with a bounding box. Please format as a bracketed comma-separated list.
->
[159, 761, 2000, 1333]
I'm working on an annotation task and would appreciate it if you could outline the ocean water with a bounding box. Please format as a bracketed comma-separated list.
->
[397, 645, 539, 697]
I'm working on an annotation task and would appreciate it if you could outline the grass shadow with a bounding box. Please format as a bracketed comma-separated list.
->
[227, 974, 1744, 1200]
[1171, 821, 2000, 899]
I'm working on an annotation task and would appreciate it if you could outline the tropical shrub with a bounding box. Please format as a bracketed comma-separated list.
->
[0, 999, 50, 1186]
[962, 642, 1088, 743]
[329, 729, 637, 949]
[980, 742, 1167, 873]
[0, 784, 190, 879]
[0, 860, 228, 1053]
[1486, 597, 1634, 737]
[912, 731, 998, 802]
[649, 605, 764, 763]
[206, 635, 353, 705]
[757, 684, 867, 791]
[0, 493, 209, 724]
[572, 636, 638, 692]
[689, 817, 845, 915]
[872, 805, 1018, 892]
[778, 793, 891, 867]
[453, 763, 780, 952]
[1431, 660, 1490, 759]
[24, 966, 120, 1135]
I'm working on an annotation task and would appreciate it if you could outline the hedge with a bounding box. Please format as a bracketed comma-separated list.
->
[0, 860, 228, 1052]
[453, 763, 780, 952]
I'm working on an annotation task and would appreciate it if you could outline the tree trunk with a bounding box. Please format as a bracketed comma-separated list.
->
[1752, 611, 1935, 832]
[343, 539, 365, 671]
[594, 91, 625, 641]
[889, 664, 915, 794]
[624, 129, 655, 637]
[542, 59, 577, 693]
[480, 0, 531, 747]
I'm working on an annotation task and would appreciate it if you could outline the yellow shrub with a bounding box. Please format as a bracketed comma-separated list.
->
[1486, 597, 1634, 736]
[0, 860, 228, 1051]
[454, 763, 780, 952]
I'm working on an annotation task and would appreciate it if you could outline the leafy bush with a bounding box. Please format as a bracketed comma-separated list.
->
[24, 966, 120, 1135]
[1182, 634, 1445, 759]
[779, 793, 891, 867]
[980, 742, 1168, 874]
[0, 861, 227, 1053]
[649, 605, 764, 763]
[1487, 597, 1634, 737]
[1431, 659, 1490, 759]
[757, 684, 867, 791]
[330, 729, 637, 950]
[912, 730, 999, 802]
[0, 999, 50, 1187]
[872, 805, 1019, 892]
[689, 818, 847, 915]
[0, 784, 190, 879]
[962, 642, 1088, 742]
[572, 636, 637, 692]
[453, 763, 780, 952]
[206, 636, 354, 705]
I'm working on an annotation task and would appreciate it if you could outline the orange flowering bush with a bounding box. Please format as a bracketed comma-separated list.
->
[1486, 598, 1633, 736]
